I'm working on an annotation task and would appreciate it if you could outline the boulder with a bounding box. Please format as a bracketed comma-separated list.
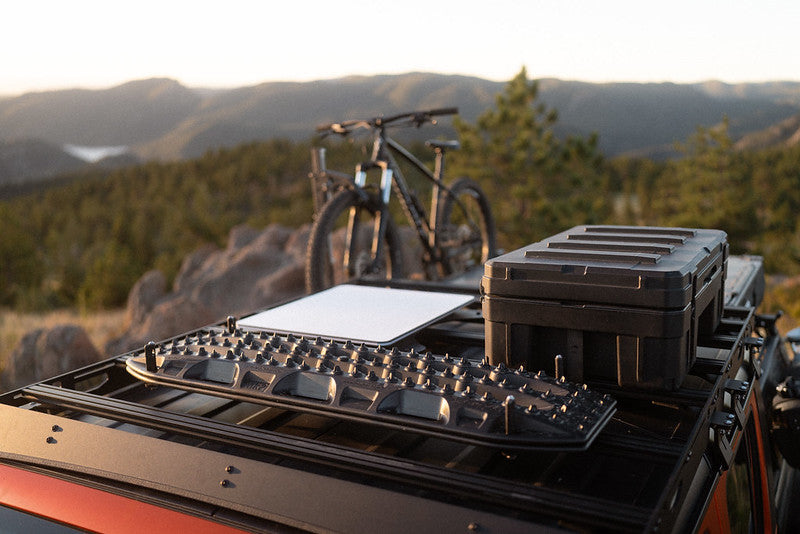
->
[107, 223, 309, 355]
[173, 244, 216, 293]
[3, 222, 313, 391]
[186, 240, 289, 314]
[226, 225, 261, 251]
[2, 325, 102, 391]
[107, 293, 218, 356]
[3, 218, 429, 391]
[254, 261, 307, 306]
[281, 225, 309, 262]
[125, 269, 167, 325]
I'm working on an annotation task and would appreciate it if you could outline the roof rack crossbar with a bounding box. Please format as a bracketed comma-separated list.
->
[14, 384, 647, 530]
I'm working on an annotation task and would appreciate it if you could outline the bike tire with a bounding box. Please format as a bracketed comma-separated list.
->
[305, 189, 405, 293]
[436, 177, 498, 276]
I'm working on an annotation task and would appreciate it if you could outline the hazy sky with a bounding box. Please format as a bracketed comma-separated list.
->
[3, 0, 797, 95]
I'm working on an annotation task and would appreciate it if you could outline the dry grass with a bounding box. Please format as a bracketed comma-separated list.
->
[0, 308, 127, 374]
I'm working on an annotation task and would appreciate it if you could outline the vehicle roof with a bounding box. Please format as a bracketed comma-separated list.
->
[0, 257, 769, 533]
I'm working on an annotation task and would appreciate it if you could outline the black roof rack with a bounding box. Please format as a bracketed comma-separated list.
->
[0, 274, 763, 533]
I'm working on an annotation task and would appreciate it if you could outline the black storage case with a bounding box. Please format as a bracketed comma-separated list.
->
[482, 225, 728, 390]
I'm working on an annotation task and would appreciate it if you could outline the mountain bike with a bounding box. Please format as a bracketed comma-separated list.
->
[305, 107, 497, 293]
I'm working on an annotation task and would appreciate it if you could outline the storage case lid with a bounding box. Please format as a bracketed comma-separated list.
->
[482, 225, 727, 309]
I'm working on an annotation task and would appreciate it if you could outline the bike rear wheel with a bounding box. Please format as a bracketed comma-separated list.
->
[436, 177, 498, 276]
[305, 189, 405, 293]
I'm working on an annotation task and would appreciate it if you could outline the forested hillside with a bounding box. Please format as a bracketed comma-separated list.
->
[1, 70, 798, 319]
[0, 140, 314, 310]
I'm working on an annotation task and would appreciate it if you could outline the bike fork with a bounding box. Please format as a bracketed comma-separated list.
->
[342, 165, 368, 275]
[369, 163, 393, 273]
[342, 163, 392, 276]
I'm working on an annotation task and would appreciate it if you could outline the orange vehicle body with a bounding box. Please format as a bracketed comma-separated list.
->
[0, 464, 247, 533]
[698, 391, 778, 534]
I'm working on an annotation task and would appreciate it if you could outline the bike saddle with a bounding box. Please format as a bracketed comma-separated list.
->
[425, 139, 461, 152]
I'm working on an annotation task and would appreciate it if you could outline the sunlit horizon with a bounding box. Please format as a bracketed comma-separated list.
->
[5, 69, 800, 99]
[3, 0, 798, 96]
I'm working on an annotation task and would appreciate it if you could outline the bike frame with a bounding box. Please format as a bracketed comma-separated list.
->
[309, 110, 471, 279]
[355, 128, 454, 276]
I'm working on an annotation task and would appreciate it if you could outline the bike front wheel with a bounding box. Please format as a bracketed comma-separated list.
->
[436, 177, 498, 276]
[305, 189, 405, 293]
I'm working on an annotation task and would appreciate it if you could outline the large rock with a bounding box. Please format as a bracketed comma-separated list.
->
[173, 244, 216, 294]
[2, 222, 313, 391]
[105, 293, 218, 356]
[125, 269, 167, 325]
[107, 223, 309, 355]
[2, 325, 102, 391]
[282, 225, 310, 262]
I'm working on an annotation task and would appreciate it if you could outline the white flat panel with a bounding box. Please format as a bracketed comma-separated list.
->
[239, 285, 474, 345]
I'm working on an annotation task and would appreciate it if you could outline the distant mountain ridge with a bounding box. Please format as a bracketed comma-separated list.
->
[0, 139, 86, 186]
[1, 73, 799, 185]
[0, 78, 200, 146]
[734, 114, 800, 150]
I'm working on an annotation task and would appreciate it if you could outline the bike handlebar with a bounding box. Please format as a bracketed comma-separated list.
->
[316, 107, 459, 135]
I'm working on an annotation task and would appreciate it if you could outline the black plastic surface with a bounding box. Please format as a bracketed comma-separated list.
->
[126, 327, 616, 451]
[483, 225, 728, 390]
[724, 255, 764, 307]
[483, 225, 727, 310]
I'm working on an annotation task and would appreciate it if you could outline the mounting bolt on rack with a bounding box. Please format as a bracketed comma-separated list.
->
[226, 315, 238, 334]
[145, 341, 158, 372]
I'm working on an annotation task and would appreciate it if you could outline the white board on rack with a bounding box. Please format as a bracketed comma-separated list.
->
[238, 284, 474, 345]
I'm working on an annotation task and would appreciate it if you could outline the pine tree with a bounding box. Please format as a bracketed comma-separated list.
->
[648, 118, 759, 248]
[450, 68, 609, 248]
